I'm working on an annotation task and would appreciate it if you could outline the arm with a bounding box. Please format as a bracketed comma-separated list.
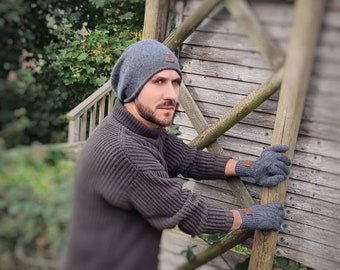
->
[164, 133, 231, 180]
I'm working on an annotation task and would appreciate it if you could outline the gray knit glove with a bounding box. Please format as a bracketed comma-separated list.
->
[239, 203, 284, 231]
[235, 144, 291, 186]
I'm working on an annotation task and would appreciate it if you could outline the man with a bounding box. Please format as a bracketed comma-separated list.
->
[62, 40, 291, 270]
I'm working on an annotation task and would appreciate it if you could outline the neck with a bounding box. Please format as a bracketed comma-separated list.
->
[124, 102, 159, 129]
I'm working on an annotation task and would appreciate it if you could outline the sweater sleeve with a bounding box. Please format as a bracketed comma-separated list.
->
[128, 169, 234, 235]
[164, 133, 231, 179]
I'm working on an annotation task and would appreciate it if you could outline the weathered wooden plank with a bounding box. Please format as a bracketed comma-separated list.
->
[184, 1, 293, 23]
[284, 206, 340, 234]
[179, 176, 340, 232]
[303, 102, 340, 126]
[253, 3, 295, 24]
[179, 84, 340, 127]
[176, 114, 340, 162]
[284, 192, 339, 220]
[287, 180, 340, 206]
[310, 77, 340, 97]
[299, 120, 340, 142]
[276, 246, 340, 270]
[184, 31, 259, 52]
[277, 233, 340, 265]
[281, 218, 340, 250]
[185, 87, 278, 114]
[184, 33, 340, 64]
[176, 124, 340, 180]
[223, 0, 285, 70]
[188, 87, 340, 128]
[183, 2, 340, 62]
[313, 60, 340, 78]
[184, 0, 340, 29]
[178, 118, 340, 175]
[181, 58, 273, 83]
[328, 0, 340, 8]
[180, 44, 271, 69]
[182, 74, 261, 95]
[177, 106, 340, 143]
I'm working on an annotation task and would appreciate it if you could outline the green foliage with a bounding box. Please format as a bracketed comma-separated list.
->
[235, 257, 250, 270]
[1, 0, 145, 148]
[0, 145, 75, 269]
[199, 233, 225, 245]
[232, 244, 252, 256]
[166, 124, 182, 136]
[274, 257, 308, 270]
[180, 244, 197, 262]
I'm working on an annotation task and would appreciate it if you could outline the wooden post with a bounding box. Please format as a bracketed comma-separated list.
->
[248, 1, 326, 269]
[224, 0, 285, 70]
[142, 0, 170, 41]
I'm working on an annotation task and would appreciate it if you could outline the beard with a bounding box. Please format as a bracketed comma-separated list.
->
[135, 100, 176, 127]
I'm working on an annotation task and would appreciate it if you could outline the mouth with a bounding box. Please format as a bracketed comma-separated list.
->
[159, 106, 175, 110]
[157, 100, 177, 110]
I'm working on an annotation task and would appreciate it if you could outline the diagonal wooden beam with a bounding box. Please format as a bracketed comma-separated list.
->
[180, 84, 254, 208]
[164, 0, 223, 50]
[224, 0, 285, 70]
[176, 229, 253, 270]
[249, 1, 327, 269]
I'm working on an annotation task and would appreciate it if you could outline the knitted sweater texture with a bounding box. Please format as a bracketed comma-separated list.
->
[61, 101, 234, 270]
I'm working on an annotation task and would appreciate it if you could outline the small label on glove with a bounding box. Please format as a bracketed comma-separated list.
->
[243, 160, 253, 167]
[243, 208, 253, 215]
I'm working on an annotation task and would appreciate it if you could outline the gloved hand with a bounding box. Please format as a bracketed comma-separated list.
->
[235, 144, 291, 186]
[239, 203, 285, 231]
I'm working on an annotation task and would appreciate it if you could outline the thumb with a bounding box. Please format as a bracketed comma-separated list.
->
[268, 144, 289, 153]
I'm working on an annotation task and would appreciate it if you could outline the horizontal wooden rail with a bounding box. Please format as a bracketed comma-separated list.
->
[67, 81, 114, 143]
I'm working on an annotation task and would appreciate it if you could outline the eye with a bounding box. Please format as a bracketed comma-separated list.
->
[172, 79, 181, 86]
[154, 79, 164, 85]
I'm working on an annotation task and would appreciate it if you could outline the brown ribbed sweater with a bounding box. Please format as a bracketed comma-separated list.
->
[61, 101, 234, 270]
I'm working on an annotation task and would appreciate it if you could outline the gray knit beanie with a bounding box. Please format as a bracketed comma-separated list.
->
[110, 39, 182, 103]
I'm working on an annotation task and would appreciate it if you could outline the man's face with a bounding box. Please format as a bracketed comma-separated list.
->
[127, 69, 181, 128]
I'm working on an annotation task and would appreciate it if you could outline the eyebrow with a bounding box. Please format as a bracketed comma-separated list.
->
[151, 75, 181, 82]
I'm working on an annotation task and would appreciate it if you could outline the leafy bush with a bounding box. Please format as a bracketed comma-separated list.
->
[0, 0, 145, 148]
[0, 145, 75, 269]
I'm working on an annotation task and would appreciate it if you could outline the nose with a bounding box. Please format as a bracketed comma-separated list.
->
[164, 81, 179, 101]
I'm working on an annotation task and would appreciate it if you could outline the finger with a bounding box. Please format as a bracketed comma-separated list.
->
[263, 175, 285, 186]
[273, 153, 291, 166]
[271, 162, 290, 176]
[278, 162, 290, 175]
[270, 202, 284, 210]
[268, 144, 289, 153]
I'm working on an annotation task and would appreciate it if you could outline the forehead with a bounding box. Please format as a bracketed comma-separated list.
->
[150, 69, 181, 80]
